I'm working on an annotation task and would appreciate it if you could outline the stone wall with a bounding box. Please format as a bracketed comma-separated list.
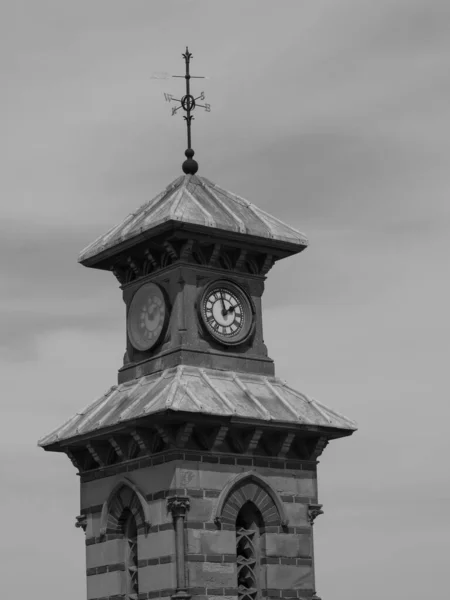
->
[80, 459, 319, 600]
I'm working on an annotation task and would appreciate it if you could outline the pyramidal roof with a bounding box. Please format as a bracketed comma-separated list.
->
[38, 365, 357, 449]
[79, 174, 308, 266]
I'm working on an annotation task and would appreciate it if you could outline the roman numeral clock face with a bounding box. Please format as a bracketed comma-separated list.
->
[127, 283, 168, 352]
[200, 281, 253, 345]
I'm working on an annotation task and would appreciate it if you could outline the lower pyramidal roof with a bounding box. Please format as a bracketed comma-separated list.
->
[78, 175, 309, 266]
[38, 365, 357, 448]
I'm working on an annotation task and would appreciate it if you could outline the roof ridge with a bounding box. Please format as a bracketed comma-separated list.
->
[263, 378, 303, 422]
[281, 380, 357, 428]
[165, 365, 184, 409]
[198, 178, 247, 234]
[204, 179, 308, 243]
[232, 372, 271, 420]
[179, 382, 205, 411]
[198, 368, 236, 414]
[119, 373, 163, 422]
[237, 196, 308, 242]
[184, 187, 217, 227]
[312, 396, 358, 428]
[69, 390, 114, 437]
[168, 175, 190, 220]
[78, 175, 185, 262]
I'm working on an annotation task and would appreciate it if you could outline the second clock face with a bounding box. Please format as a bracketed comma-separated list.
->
[127, 283, 167, 351]
[201, 281, 253, 345]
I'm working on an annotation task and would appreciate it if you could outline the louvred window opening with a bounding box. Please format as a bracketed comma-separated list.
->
[236, 501, 263, 600]
[124, 511, 139, 600]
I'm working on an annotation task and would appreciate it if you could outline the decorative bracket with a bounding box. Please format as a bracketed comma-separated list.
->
[175, 423, 195, 448]
[310, 436, 329, 461]
[65, 448, 84, 472]
[75, 514, 87, 532]
[260, 254, 275, 276]
[109, 436, 129, 461]
[86, 442, 109, 468]
[308, 503, 324, 525]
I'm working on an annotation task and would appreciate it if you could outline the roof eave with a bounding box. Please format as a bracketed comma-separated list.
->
[38, 409, 356, 452]
[78, 220, 308, 269]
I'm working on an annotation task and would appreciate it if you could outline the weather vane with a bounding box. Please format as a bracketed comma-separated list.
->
[163, 47, 210, 175]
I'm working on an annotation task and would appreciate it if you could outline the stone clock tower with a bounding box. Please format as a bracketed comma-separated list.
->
[39, 50, 356, 600]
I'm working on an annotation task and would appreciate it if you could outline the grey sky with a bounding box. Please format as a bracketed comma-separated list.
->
[1, 1, 449, 598]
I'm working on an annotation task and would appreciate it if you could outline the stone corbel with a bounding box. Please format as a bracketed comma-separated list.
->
[308, 503, 324, 525]
[167, 496, 191, 600]
[75, 514, 87, 532]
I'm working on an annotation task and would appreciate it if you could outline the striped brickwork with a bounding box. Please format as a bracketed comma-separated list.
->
[82, 461, 319, 600]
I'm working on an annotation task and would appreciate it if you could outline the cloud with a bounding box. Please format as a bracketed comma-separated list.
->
[1, 1, 450, 599]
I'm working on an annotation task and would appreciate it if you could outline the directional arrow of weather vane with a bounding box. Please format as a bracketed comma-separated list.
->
[155, 47, 211, 174]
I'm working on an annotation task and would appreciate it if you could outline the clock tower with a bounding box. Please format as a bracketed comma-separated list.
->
[39, 49, 356, 600]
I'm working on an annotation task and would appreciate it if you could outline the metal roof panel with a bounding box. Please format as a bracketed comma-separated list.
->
[78, 175, 308, 264]
[38, 366, 357, 448]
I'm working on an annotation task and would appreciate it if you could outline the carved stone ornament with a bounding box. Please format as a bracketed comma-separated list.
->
[307, 503, 324, 525]
[75, 514, 87, 532]
[167, 496, 190, 518]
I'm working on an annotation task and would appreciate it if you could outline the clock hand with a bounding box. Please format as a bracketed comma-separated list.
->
[220, 291, 227, 316]
[227, 304, 239, 313]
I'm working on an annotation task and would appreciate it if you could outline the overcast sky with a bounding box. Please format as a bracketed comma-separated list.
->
[1, 1, 449, 598]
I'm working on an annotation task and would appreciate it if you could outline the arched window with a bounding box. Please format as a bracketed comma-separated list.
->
[236, 501, 264, 600]
[214, 474, 287, 600]
[121, 509, 139, 600]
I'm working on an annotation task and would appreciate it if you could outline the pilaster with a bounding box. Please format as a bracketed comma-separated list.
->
[167, 496, 191, 600]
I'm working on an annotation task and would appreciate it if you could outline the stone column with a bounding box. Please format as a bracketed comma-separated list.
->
[167, 496, 191, 600]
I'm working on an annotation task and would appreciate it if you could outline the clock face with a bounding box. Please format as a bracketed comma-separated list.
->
[200, 281, 253, 345]
[127, 283, 167, 351]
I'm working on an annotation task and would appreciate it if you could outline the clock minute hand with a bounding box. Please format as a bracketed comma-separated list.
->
[220, 291, 227, 316]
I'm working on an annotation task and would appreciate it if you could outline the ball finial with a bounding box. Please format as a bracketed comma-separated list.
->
[182, 148, 199, 175]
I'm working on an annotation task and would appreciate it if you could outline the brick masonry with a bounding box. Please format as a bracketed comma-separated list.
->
[80, 450, 317, 483]
[82, 460, 318, 598]
[87, 592, 316, 600]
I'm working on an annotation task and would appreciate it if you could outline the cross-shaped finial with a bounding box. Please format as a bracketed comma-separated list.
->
[164, 47, 211, 175]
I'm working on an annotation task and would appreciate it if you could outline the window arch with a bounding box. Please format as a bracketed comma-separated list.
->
[99, 477, 151, 537]
[236, 501, 264, 600]
[99, 479, 150, 600]
[213, 472, 288, 528]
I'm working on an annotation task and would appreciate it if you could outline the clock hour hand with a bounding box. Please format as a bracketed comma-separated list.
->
[227, 304, 239, 313]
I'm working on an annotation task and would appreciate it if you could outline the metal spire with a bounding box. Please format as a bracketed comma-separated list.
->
[164, 47, 210, 175]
